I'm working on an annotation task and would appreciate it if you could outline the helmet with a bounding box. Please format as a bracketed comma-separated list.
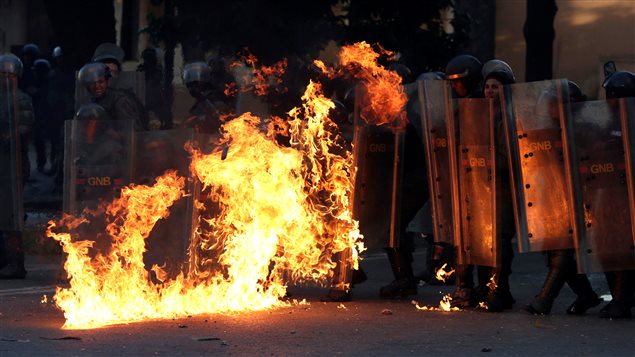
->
[183, 62, 212, 84]
[603, 71, 635, 99]
[92, 43, 124, 66]
[445, 54, 483, 96]
[22, 43, 40, 58]
[33, 58, 51, 72]
[141, 47, 158, 66]
[445, 55, 482, 82]
[416, 71, 444, 81]
[567, 80, 587, 102]
[52, 46, 63, 58]
[481, 59, 515, 83]
[75, 103, 109, 121]
[78, 62, 110, 87]
[0, 54, 24, 78]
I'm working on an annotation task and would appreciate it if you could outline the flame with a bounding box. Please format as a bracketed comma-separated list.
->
[412, 294, 459, 312]
[314, 41, 407, 128]
[227, 50, 288, 96]
[478, 302, 489, 310]
[434, 263, 455, 283]
[48, 78, 363, 329]
[41, 295, 48, 304]
[487, 274, 498, 292]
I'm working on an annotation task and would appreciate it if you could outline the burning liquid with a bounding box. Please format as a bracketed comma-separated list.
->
[47, 42, 407, 329]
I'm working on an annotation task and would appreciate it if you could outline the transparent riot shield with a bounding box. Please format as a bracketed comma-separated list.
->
[0, 74, 24, 231]
[418, 79, 456, 245]
[134, 129, 198, 281]
[501, 79, 573, 252]
[562, 99, 635, 272]
[63, 120, 135, 215]
[624, 97, 635, 251]
[451, 99, 499, 267]
[75, 71, 146, 110]
[351, 115, 405, 250]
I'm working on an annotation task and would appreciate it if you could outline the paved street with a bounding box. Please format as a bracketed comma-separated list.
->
[1, 247, 633, 357]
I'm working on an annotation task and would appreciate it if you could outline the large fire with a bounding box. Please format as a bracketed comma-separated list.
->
[48, 42, 406, 329]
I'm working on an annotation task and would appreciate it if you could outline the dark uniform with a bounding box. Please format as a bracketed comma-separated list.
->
[526, 81, 602, 316]
[0, 54, 34, 279]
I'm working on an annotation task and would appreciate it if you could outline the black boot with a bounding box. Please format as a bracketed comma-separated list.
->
[599, 271, 634, 319]
[566, 273, 602, 315]
[484, 237, 515, 312]
[0, 231, 27, 279]
[451, 264, 476, 308]
[526, 250, 570, 315]
[426, 243, 456, 286]
[380, 248, 417, 299]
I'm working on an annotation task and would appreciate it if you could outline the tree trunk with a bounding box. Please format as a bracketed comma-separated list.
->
[524, 0, 558, 82]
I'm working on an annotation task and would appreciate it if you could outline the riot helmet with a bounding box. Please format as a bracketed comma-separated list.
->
[183, 62, 212, 99]
[92, 43, 124, 79]
[603, 71, 635, 99]
[75, 103, 109, 121]
[445, 54, 482, 98]
[52, 46, 63, 59]
[0, 54, 24, 78]
[21, 43, 40, 58]
[567, 80, 587, 102]
[78, 62, 111, 98]
[33, 58, 51, 71]
[481, 59, 515, 83]
[482, 60, 515, 103]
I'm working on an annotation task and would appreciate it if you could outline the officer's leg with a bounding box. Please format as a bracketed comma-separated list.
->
[600, 270, 634, 319]
[483, 234, 515, 312]
[380, 233, 417, 298]
[0, 230, 27, 279]
[564, 251, 602, 315]
[526, 249, 570, 315]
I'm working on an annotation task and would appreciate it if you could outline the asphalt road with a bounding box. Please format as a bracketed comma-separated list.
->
[1, 248, 633, 357]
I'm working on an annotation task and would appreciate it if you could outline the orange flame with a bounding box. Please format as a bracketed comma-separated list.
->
[412, 294, 459, 312]
[227, 50, 288, 97]
[487, 273, 498, 292]
[314, 42, 407, 128]
[434, 263, 455, 283]
[48, 79, 363, 329]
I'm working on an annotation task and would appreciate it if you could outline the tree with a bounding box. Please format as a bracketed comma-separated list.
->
[524, 0, 558, 81]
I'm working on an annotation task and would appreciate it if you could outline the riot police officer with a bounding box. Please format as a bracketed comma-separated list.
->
[477, 60, 517, 311]
[525, 81, 602, 316]
[78, 62, 148, 130]
[182, 61, 228, 135]
[597, 70, 635, 319]
[443, 54, 487, 308]
[18, 43, 39, 98]
[0, 54, 34, 279]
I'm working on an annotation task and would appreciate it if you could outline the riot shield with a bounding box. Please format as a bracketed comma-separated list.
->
[134, 129, 198, 281]
[75, 71, 146, 111]
[63, 119, 135, 215]
[418, 79, 456, 245]
[351, 114, 405, 250]
[501, 79, 574, 252]
[0, 74, 24, 231]
[452, 99, 499, 267]
[562, 99, 635, 272]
